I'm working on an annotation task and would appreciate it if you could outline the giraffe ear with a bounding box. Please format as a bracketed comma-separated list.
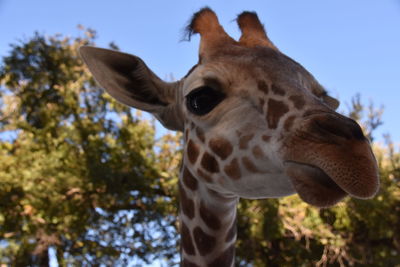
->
[79, 46, 183, 131]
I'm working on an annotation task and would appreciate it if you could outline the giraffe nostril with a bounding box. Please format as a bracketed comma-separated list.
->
[312, 115, 366, 141]
[347, 119, 366, 140]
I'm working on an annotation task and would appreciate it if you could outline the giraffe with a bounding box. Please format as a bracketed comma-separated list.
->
[79, 8, 379, 267]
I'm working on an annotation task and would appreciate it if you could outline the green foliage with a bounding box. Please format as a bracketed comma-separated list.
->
[0, 30, 180, 266]
[0, 30, 399, 266]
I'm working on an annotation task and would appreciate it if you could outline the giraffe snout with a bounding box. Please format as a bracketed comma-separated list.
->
[283, 112, 380, 207]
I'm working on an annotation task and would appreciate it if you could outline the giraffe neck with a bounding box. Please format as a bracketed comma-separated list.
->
[179, 166, 238, 267]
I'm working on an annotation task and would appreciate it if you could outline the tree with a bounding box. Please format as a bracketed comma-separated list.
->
[0, 29, 181, 266]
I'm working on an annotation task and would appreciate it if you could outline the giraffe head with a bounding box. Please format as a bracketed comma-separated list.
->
[80, 8, 379, 207]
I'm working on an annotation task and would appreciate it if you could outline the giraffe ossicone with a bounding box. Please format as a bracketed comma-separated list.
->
[80, 7, 379, 267]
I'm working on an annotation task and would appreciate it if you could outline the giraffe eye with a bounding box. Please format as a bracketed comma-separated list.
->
[186, 86, 225, 116]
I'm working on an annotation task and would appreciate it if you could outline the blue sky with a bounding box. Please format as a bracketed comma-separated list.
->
[1, 0, 400, 142]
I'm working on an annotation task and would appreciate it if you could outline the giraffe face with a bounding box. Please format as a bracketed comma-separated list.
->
[181, 46, 378, 206]
[80, 9, 379, 208]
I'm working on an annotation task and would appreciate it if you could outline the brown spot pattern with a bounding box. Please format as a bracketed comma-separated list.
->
[235, 130, 242, 137]
[179, 183, 195, 219]
[289, 95, 306, 110]
[224, 158, 241, 180]
[201, 152, 220, 173]
[198, 169, 213, 183]
[266, 99, 289, 129]
[209, 137, 233, 160]
[183, 167, 198, 191]
[195, 127, 205, 143]
[271, 85, 285, 96]
[207, 244, 235, 267]
[239, 133, 254, 150]
[262, 135, 271, 142]
[252, 145, 265, 159]
[182, 259, 200, 267]
[193, 226, 216, 256]
[284, 115, 296, 131]
[187, 140, 200, 165]
[181, 222, 196, 256]
[257, 80, 269, 94]
[259, 98, 265, 110]
[242, 156, 260, 173]
[199, 201, 221, 230]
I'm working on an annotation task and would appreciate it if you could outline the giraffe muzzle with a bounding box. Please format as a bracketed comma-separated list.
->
[283, 113, 380, 207]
